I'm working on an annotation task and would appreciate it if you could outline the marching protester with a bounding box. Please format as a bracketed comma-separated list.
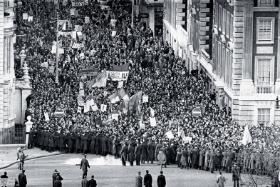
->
[54, 175, 63, 187]
[144, 170, 153, 187]
[80, 154, 90, 178]
[0, 172, 8, 187]
[216, 171, 226, 187]
[88, 175, 97, 187]
[52, 169, 63, 187]
[157, 171, 166, 187]
[135, 171, 143, 187]
[18, 170, 27, 187]
[81, 175, 88, 187]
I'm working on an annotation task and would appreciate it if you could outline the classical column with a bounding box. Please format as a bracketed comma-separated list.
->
[275, 5, 280, 95]
[239, 1, 255, 96]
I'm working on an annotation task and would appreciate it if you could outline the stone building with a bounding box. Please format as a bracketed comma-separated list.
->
[0, 0, 16, 143]
[164, 0, 280, 126]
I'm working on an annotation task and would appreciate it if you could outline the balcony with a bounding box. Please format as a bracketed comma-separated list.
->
[256, 85, 274, 94]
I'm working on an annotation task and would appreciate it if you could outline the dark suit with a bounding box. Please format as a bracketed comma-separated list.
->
[18, 173, 27, 187]
[157, 174, 166, 187]
[53, 180, 62, 187]
[88, 179, 97, 187]
[144, 173, 153, 187]
[121, 145, 128, 166]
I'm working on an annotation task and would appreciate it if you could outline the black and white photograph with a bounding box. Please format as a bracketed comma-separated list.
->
[0, 0, 279, 186]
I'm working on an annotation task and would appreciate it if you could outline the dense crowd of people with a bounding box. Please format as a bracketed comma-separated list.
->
[13, 0, 280, 186]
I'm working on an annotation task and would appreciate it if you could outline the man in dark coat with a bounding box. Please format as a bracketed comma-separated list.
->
[75, 135, 81, 153]
[128, 143, 135, 166]
[18, 170, 27, 187]
[141, 141, 148, 164]
[157, 171, 166, 187]
[120, 142, 128, 166]
[147, 140, 155, 164]
[135, 141, 142, 166]
[232, 163, 240, 187]
[90, 135, 96, 154]
[81, 135, 89, 154]
[52, 169, 63, 187]
[59, 134, 65, 152]
[80, 154, 90, 178]
[88, 175, 97, 187]
[144, 170, 152, 187]
[53, 175, 62, 187]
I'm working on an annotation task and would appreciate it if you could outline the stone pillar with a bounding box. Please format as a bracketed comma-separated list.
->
[239, 1, 255, 96]
[149, 7, 155, 36]
[275, 5, 280, 95]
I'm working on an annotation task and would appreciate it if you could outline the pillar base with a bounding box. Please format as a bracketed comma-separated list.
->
[275, 79, 280, 95]
[240, 79, 255, 96]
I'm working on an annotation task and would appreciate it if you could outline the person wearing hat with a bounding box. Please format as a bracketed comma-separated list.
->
[52, 169, 63, 187]
[53, 175, 62, 187]
[232, 163, 240, 187]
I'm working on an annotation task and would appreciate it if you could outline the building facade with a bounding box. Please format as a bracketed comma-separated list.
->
[134, 0, 164, 36]
[0, 0, 16, 143]
[164, 0, 280, 126]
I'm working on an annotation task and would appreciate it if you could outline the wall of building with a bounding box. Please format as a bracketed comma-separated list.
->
[0, 0, 16, 144]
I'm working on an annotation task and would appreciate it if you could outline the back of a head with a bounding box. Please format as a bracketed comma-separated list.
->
[91, 175, 94, 179]
[160, 171, 163, 175]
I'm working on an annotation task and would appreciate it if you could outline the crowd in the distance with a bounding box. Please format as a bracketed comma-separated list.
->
[13, 0, 280, 185]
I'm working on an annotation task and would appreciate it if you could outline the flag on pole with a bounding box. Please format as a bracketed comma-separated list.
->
[87, 71, 108, 88]
[241, 125, 252, 145]
[109, 92, 120, 104]
[139, 115, 145, 129]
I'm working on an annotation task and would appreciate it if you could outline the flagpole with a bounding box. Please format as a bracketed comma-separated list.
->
[55, 1, 59, 84]
[131, 0, 134, 28]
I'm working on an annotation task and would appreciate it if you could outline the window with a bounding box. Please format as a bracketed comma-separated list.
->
[219, 5, 223, 31]
[226, 11, 230, 37]
[255, 56, 274, 93]
[258, 0, 274, 6]
[257, 17, 274, 44]
[230, 14, 234, 40]
[218, 42, 222, 76]
[222, 9, 226, 34]
[215, 2, 219, 26]
[258, 108, 270, 125]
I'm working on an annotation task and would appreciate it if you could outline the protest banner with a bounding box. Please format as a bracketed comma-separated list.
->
[142, 95, 148, 103]
[101, 104, 107, 112]
[150, 117, 157, 127]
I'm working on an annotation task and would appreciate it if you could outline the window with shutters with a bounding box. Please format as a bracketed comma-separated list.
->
[255, 56, 274, 93]
[258, 108, 270, 125]
[258, 0, 275, 6]
[257, 17, 274, 44]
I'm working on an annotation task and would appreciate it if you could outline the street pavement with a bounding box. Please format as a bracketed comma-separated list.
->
[0, 151, 271, 187]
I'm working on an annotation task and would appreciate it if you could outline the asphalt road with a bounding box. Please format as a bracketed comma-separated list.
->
[0, 153, 270, 187]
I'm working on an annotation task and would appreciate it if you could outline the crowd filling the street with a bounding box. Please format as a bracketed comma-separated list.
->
[5, 0, 280, 186]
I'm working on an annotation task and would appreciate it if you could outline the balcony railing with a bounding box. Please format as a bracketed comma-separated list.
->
[256, 85, 274, 94]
